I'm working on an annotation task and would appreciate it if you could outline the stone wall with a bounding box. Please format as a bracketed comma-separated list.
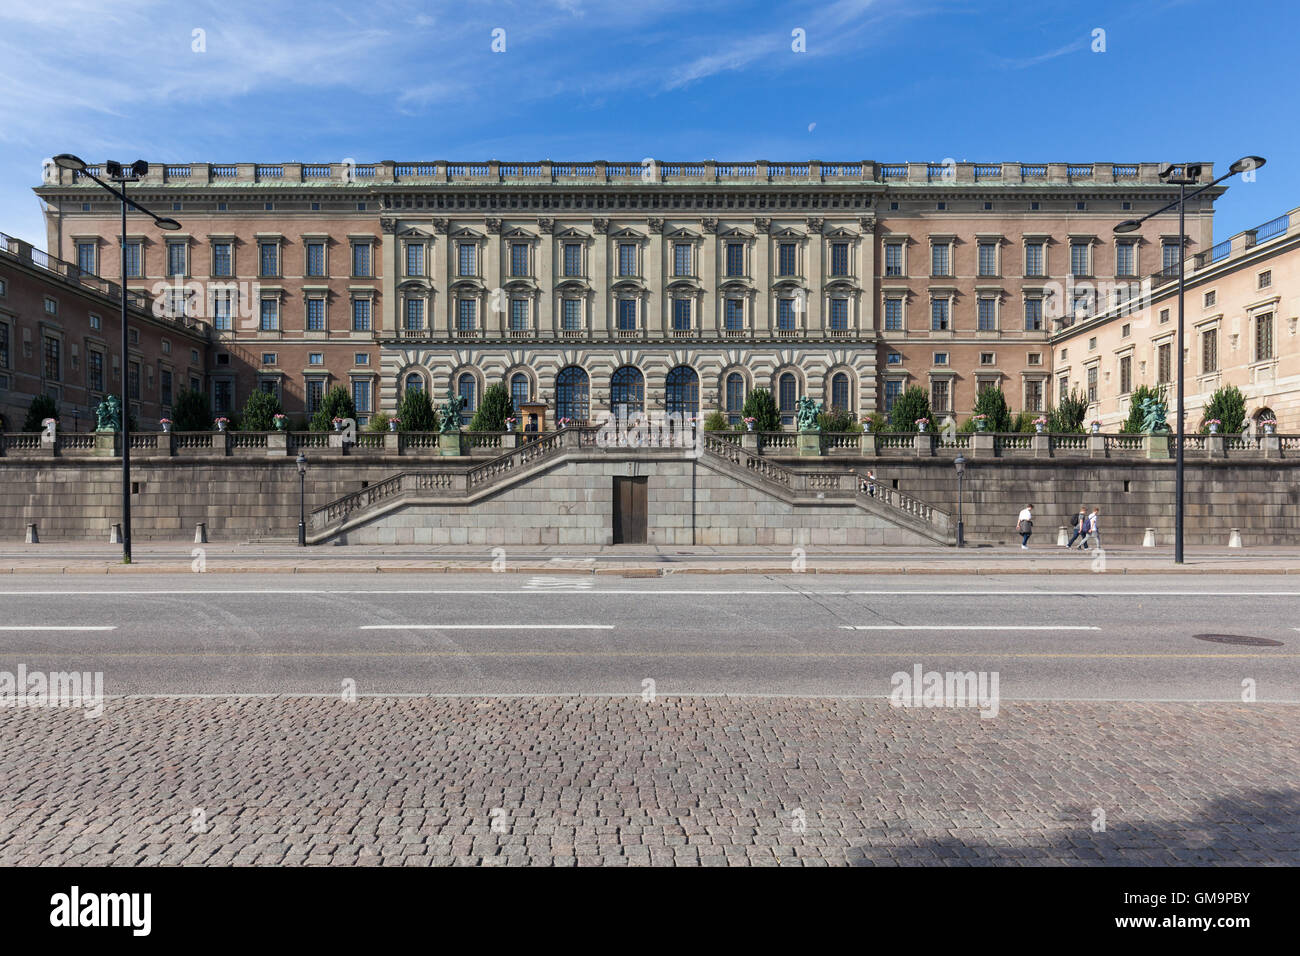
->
[3, 452, 1297, 547]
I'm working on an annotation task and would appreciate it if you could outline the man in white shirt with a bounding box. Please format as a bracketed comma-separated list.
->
[1086, 507, 1101, 550]
[1017, 505, 1034, 549]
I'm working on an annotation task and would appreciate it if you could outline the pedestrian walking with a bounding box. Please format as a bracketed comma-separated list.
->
[1086, 507, 1101, 550]
[1017, 505, 1034, 549]
[866, 470, 877, 497]
[1067, 505, 1089, 550]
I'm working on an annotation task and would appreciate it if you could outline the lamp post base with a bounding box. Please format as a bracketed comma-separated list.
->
[298, 522, 306, 547]
[957, 520, 965, 548]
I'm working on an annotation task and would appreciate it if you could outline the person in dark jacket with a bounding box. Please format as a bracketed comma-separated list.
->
[1067, 506, 1089, 549]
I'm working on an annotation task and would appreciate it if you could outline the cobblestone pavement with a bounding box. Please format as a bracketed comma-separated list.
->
[1, 698, 1296, 866]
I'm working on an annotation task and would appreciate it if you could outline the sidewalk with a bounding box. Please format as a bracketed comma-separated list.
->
[0, 541, 1296, 575]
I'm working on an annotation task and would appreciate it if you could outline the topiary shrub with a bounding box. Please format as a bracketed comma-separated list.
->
[1199, 385, 1246, 434]
[888, 386, 932, 431]
[468, 382, 513, 432]
[702, 410, 729, 431]
[397, 387, 439, 432]
[741, 388, 781, 432]
[1048, 389, 1089, 433]
[21, 395, 59, 432]
[239, 389, 283, 432]
[367, 411, 391, 432]
[816, 408, 860, 433]
[971, 385, 1012, 434]
[171, 388, 210, 431]
[310, 386, 356, 432]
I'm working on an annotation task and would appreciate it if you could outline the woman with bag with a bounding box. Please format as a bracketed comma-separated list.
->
[1016, 505, 1034, 550]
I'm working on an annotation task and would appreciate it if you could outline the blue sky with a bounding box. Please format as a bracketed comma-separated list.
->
[2, 0, 1295, 250]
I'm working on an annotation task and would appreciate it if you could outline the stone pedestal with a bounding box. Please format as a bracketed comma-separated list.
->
[859, 432, 878, 456]
[438, 432, 465, 457]
[741, 432, 760, 454]
[93, 432, 118, 457]
[327, 433, 350, 453]
[383, 432, 400, 454]
[1032, 434, 1051, 457]
[1207, 434, 1226, 458]
[913, 433, 933, 457]
[1145, 433, 1170, 459]
[502, 432, 520, 450]
[267, 432, 289, 456]
[796, 431, 821, 457]
[1088, 434, 1106, 458]
[971, 432, 994, 458]
[1263, 434, 1282, 459]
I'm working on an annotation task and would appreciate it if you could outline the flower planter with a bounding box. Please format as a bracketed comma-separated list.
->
[388, 420, 399, 433]
[1090, 422, 1101, 434]
[916, 423, 928, 434]
[161, 423, 171, 433]
[215, 421, 227, 433]
[1208, 423, 1220, 434]
[1035, 424, 1044, 434]
[1263, 423, 1277, 435]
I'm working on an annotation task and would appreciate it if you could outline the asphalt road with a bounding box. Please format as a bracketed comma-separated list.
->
[0, 572, 1294, 700]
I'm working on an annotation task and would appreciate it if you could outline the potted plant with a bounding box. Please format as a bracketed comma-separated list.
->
[557, 417, 572, 430]
[915, 417, 930, 434]
[973, 414, 988, 433]
[388, 417, 401, 433]
[331, 416, 344, 432]
[743, 416, 757, 432]
[1033, 416, 1047, 434]
[272, 413, 288, 432]
[214, 417, 229, 433]
[860, 417, 872, 433]
[1205, 418, 1221, 435]
[159, 418, 172, 433]
[1260, 418, 1278, 435]
[1090, 420, 1101, 434]
[505, 417, 516, 432]
[41, 417, 58, 432]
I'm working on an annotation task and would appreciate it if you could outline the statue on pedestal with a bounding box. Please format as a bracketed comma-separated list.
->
[795, 396, 823, 432]
[95, 395, 122, 432]
[438, 390, 466, 434]
[1138, 396, 1170, 434]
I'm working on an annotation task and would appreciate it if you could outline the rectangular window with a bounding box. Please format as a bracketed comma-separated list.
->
[617, 299, 637, 330]
[76, 242, 96, 274]
[561, 299, 581, 331]
[306, 298, 325, 331]
[1157, 342, 1172, 383]
[352, 380, 371, 414]
[931, 298, 949, 331]
[212, 291, 234, 331]
[43, 337, 60, 381]
[1203, 290, 1216, 308]
[510, 298, 530, 331]
[1058, 376, 1069, 402]
[886, 351, 902, 366]
[259, 298, 279, 331]
[306, 379, 325, 413]
[884, 379, 903, 413]
[778, 243, 797, 276]
[261, 353, 277, 365]
[1255, 312, 1274, 360]
[405, 299, 424, 331]
[129, 362, 140, 401]
[672, 299, 692, 331]
[884, 298, 902, 331]
[674, 243, 692, 277]
[618, 243, 636, 277]
[405, 243, 424, 277]
[933, 352, 949, 366]
[457, 298, 476, 330]
[980, 353, 995, 366]
[1160, 308, 1170, 324]
[458, 243, 477, 276]
[259, 242, 278, 277]
[978, 298, 997, 331]
[355, 353, 369, 366]
[309, 353, 323, 365]
[724, 299, 744, 330]
[931, 243, 950, 277]
[122, 241, 142, 278]
[1026, 379, 1043, 412]
[352, 243, 372, 277]
[1202, 328, 1217, 373]
[1121, 323, 1131, 338]
[510, 243, 529, 277]
[88, 350, 103, 392]
[1119, 355, 1132, 395]
[830, 242, 849, 277]
[213, 242, 233, 277]
[306, 242, 326, 277]
[1087, 366, 1098, 403]
[1024, 298, 1043, 331]
[829, 298, 848, 330]
[884, 243, 903, 277]
[563, 243, 582, 277]
[1116, 242, 1135, 277]
[777, 299, 795, 330]
[1259, 270, 1272, 289]
[1162, 241, 1180, 276]
[213, 381, 233, 415]
[726, 243, 744, 277]
[161, 369, 172, 406]
[167, 243, 187, 277]
[931, 379, 950, 413]
[352, 299, 372, 332]
[977, 243, 997, 276]
[1070, 241, 1089, 277]
[1024, 242, 1044, 277]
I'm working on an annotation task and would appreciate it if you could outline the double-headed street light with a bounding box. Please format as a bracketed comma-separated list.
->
[954, 454, 966, 548]
[297, 454, 309, 547]
[1114, 155, 1266, 565]
[53, 154, 181, 564]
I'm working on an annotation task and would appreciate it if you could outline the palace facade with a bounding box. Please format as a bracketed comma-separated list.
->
[33, 159, 1222, 428]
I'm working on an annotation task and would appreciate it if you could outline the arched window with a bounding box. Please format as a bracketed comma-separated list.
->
[665, 366, 699, 420]
[457, 372, 476, 426]
[725, 373, 745, 424]
[778, 373, 797, 426]
[610, 366, 644, 419]
[404, 372, 424, 394]
[556, 366, 589, 423]
[510, 372, 530, 415]
[830, 372, 850, 413]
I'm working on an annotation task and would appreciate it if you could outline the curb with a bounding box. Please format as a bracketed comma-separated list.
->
[0, 564, 1295, 576]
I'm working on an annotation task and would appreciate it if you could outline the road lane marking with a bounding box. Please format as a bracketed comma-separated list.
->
[0, 625, 117, 631]
[840, 625, 1101, 631]
[0, 650, 1291, 659]
[2, 589, 1300, 597]
[359, 624, 613, 630]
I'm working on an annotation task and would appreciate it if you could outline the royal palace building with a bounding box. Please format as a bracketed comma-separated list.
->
[32, 159, 1223, 428]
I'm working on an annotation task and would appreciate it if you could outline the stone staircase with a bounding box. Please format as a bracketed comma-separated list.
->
[306, 427, 953, 545]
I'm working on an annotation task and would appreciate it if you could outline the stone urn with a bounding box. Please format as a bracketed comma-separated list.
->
[160, 420, 171, 434]
[1035, 422, 1045, 434]
[1263, 421, 1277, 435]
[916, 421, 928, 434]
[388, 419, 399, 433]
[974, 418, 988, 433]
[1208, 422, 1220, 434]
[215, 420, 227, 433]
[1090, 422, 1101, 434]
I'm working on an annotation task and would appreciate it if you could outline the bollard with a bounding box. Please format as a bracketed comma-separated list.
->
[1142, 528, 1156, 548]
[1229, 528, 1242, 548]
[25, 523, 38, 544]
[109, 523, 122, 544]
[1057, 526, 1068, 546]
[195, 522, 208, 544]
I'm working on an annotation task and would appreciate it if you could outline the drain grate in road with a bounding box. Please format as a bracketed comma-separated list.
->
[1193, 633, 1285, 647]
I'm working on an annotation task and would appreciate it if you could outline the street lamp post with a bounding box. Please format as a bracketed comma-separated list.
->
[297, 453, 308, 547]
[1113, 155, 1265, 565]
[52, 155, 180, 564]
[954, 454, 966, 548]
